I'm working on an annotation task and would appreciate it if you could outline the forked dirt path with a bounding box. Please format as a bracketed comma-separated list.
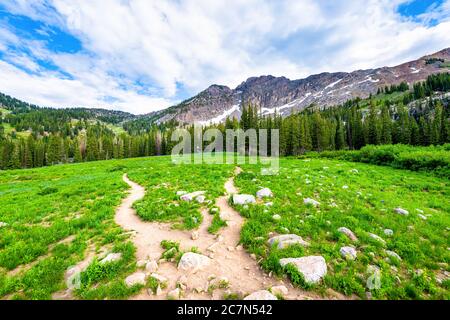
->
[117, 170, 322, 300]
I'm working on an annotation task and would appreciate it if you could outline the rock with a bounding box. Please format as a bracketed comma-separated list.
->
[178, 252, 211, 270]
[125, 272, 146, 287]
[415, 209, 424, 214]
[233, 194, 256, 205]
[271, 285, 288, 296]
[369, 233, 386, 245]
[264, 202, 273, 207]
[211, 207, 219, 214]
[385, 250, 402, 261]
[196, 195, 206, 203]
[244, 290, 277, 300]
[176, 191, 187, 196]
[268, 234, 309, 249]
[177, 275, 188, 290]
[167, 288, 181, 300]
[279, 256, 327, 284]
[156, 285, 163, 296]
[337, 227, 358, 241]
[191, 231, 200, 240]
[272, 214, 282, 221]
[180, 191, 206, 202]
[394, 207, 409, 216]
[100, 253, 122, 265]
[342, 185, 349, 189]
[136, 260, 147, 268]
[418, 214, 427, 220]
[145, 260, 159, 273]
[256, 188, 273, 199]
[350, 169, 359, 173]
[303, 198, 320, 207]
[384, 229, 394, 236]
[0, 222, 8, 227]
[150, 273, 167, 283]
[340, 246, 357, 260]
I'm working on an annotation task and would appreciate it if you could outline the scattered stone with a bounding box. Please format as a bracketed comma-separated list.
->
[342, 185, 349, 189]
[394, 207, 409, 216]
[227, 246, 234, 252]
[156, 285, 163, 296]
[272, 214, 282, 221]
[149, 274, 166, 284]
[167, 288, 181, 300]
[303, 198, 320, 207]
[176, 191, 187, 196]
[180, 191, 206, 202]
[100, 253, 122, 265]
[384, 229, 394, 236]
[366, 292, 373, 300]
[125, 272, 146, 287]
[271, 285, 288, 296]
[369, 233, 386, 245]
[268, 234, 309, 249]
[178, 252, 211, 270]
[415, 209, 424, 214]
[177, 275, 188, 290]
[256, 188, 273, 199]
[385, 250, 402, 261]
[136, 260, 147, 268]
[145, 261, 158, 273]
[337, 227, 358, 241]
[191, 231, 200, 240]
[264, 202, 273, 207]
[350, 169, 359, 173]
[305, 179, 312, 184]
[244, 290, 277, 300]
[279, 256, 327, 284]
[0, 222, 8, 228]
[408, 225, 414, 231]
[211, 208, 219, 214]
[418, 214, 427, 220]
[340, 246, 357, 260]
[196, 195, 206, 203]
[233, 194, 256, 205]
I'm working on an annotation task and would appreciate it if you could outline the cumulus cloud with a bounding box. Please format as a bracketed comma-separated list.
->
[0, 0, 449, 114]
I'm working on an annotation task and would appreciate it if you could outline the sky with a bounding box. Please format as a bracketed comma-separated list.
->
[0, 0, 449, 115]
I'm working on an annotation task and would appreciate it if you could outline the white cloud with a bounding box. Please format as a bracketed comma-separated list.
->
[0, 0, 449, 114]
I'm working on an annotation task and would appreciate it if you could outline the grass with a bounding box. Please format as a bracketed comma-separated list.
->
[0, 151, 448, 300]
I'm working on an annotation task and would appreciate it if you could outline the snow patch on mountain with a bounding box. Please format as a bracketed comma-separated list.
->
[197, 104, 240, 126]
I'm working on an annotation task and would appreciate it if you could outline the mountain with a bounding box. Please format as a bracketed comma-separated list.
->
[143, 48, 450, 125]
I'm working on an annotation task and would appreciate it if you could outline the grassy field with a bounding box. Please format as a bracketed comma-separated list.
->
[0, 153, 448, 300]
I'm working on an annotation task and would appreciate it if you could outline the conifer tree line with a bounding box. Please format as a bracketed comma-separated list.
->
[0, 73, 449, 169]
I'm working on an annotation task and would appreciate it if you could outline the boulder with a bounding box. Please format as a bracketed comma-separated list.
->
[279, 256, 327, 284]
[337, 227, 358, 241]
[125, 272, 146, 287]
[271, 285, 288, 296]
[145, 261, 159, 273]
[369, 233, 386, 245]
[394, 207, 409, 216]
[256, 188, 273, 199]
[340, 246, 357, 260]
[100, 253, 122, 265]
[385, 250, 402, 261]
[303, 198, 320, 207]
[178, 252, 211, 270]
[268, 234, 309, 249]
[244, 290, 277, 300]
[180, 191, 206, 202]
[233, 194, 256, 205]
[384, 229, 394, 236]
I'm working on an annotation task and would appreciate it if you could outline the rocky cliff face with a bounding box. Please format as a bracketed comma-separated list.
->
[146, 48, 450, 125]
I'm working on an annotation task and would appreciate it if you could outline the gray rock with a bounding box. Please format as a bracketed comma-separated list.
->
[272, 214, 282, 221]
[271, 285, 288, 296]
[233, 194, 256, 205]
[303, 198, 320, 207]
[0, 222, 8, 228]
[338, 227, 358, 241]
[178, 252, 211, 270]
[145, 260, 159, 273]
[196, 195, 206, 203]
[268, 234, 309, 249]
[256, 188, 273, 199]
[167, 288, 181, 300]
[100, 253, 122, 264]
[340, 246, 357, 260]
[180, 191, 206, 202]
[369, 233, 386, 245]
[415, 209, 424, 214]
[385, 250, 402, 261]
[176, 191, 187, 196]
[418, 214, 427, 220]
[394, 207, 409, 216]
[384, 229, 394, 236]
[279, 256, 327, 284]
[150, 273, 168, 283]
[244, 290, 277, 300]
[264, 202, 273, 207]
[125, 272, 146, 287]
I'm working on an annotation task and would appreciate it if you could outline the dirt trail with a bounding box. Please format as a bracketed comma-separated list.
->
[117, 171, 321, 300]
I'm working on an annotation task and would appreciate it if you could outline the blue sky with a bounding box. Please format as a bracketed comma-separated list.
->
[0, 0, 449, 114]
